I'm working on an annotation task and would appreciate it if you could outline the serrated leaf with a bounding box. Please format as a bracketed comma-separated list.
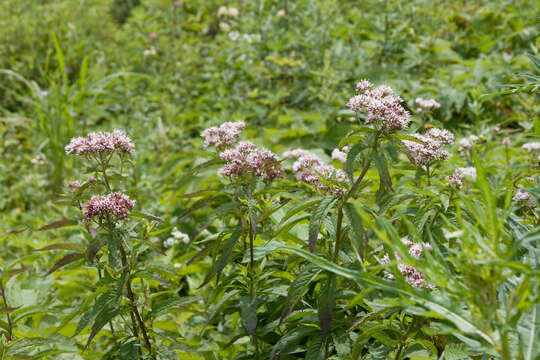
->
[309, 197, 338, 252]
[305, 335, 325, 360]
[199, 227, 243, 288]
[346, 143, 365, 183]
[374, 152, 392, 191]
[240, 296, 258, 337]
[317, 273, 336, 341]
[85, 307, 120, 349]
[280, 264, 322, 324]
[149, 296, 199, 318]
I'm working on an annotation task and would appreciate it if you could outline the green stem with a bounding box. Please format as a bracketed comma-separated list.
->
[333, 204, 344, 261]
[0, 279, 13, 341]
[119, 243, 154, 357]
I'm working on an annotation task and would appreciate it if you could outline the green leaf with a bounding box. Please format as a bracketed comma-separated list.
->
[37, 219, 78, 231]
[317, 273, 336, 341]
[149, 296, 199, 318]
[85, 307, 120, 349]
[270, 327, 317, 360]
[240, 296, 258, 337]
[199, 227, 243, 288]
[273, 246, 495, 346]
[280, 264, 322, 324]
[309, 197, 338, 252]
[343, 202, 365, 257]
[374, 152, 392, 191]
[45, 252, 83, 276]
[305, 335, 325, 360]
[346, 143, 366, 183]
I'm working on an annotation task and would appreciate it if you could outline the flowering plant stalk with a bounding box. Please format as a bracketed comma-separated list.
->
[39, 130, 162, 358]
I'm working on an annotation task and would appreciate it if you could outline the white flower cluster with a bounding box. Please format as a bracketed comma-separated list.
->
[164, 227, 190, 248]
[415, 97, 440, 112]
[331, 146, 349, 163]
[513, 189, 536, 207]
[458, 134, 479, 156]
[217, 6, 238, 17]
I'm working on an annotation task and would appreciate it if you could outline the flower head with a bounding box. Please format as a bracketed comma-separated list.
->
[82, 192, 135, 223]
[201, 122, 245, 148]
[331, 148, 348, 163]
[65, 129, 135, 156]
[347, 82, 410, 131]
[171, 227, 190, 244]
[287, 150, 348, 194]
[458, 135, 479, 156]
[219, 142, 283, 181]
[381, 240, 433, 289]
[403, 128, 454, 167]
[415, 97, 441, 110]
[446, 167, 476, 189]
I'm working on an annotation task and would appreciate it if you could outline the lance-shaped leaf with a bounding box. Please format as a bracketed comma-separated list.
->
[317, 273, 336, 341]
[346, 143, 366, 183]
[85, 307, 120, 349]
[240, 296, 258, 338]
[343, 202, 365, 257]
[309, 197, 338, 252]
[198, 227, 243, 288]
[305, 335, 326, 360]
[280, 264, 321, 324]
[37, 219, 78, 231]
[45, 252, 83, 276]
[36, 243, 86, 252]
[374, 151, 393, 191]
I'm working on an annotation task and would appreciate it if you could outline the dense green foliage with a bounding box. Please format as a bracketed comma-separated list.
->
[0, 0, 539, 359]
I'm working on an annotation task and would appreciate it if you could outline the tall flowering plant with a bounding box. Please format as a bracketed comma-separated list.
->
[39, 130, 162, 358]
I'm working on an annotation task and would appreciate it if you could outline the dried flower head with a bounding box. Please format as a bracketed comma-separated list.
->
[65, 129, 135, 156]
[82, 192, 135, 223]
[219, 141, 283, 181]
[288, 150, 348, 194]
[347, 83, 410, 131]
[201, 122, 245, 148]
[403, 128, 454, 167]
[415, 97, 441, 110]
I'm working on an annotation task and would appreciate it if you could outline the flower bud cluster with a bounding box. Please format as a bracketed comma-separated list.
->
[331, 147, 349, 163]
[347, 81, 410, 131]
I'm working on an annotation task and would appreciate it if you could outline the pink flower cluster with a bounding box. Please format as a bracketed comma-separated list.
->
[201, 122, 245, 148]
[65, 130, 135, 155]
[403, 128, 454, 167]
[285, 149, 348, 194]
[219, 142, 283, 181]
[513, 189, 536, 207]
[82, 192, 135, 223]
[381, 238, 434, 289]
[415, 97, 440, 111]
[65, 130, 135, 156]
[446, 167, 477, 189]
[347, 81, 410, 131]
